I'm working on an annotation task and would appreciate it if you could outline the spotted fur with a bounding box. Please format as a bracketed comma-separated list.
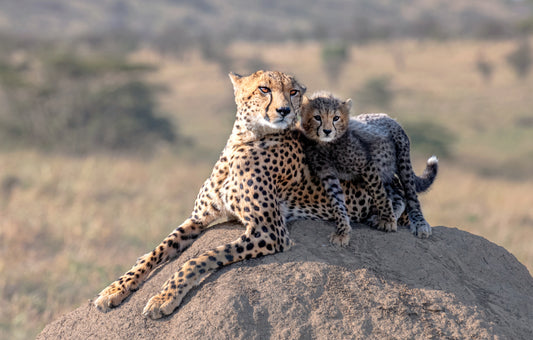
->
[354, 113, 438, 237]
[94, 71, 407, 319]
[300, 92, 397, 246]
[300, 92, 438, 240]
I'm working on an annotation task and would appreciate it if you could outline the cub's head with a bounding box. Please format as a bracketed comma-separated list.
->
[301, 91, 352, 142]
[229, 70, 306, 135]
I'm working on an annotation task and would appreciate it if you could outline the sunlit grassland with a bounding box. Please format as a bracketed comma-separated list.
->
[2, 38, 532, 339]
[0, 151, 216, 339]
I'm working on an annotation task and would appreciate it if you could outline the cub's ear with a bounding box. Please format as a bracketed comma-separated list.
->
[342, 98, 353, 112]
[228, 72, 243, 91]
[300, 96, 312, 117]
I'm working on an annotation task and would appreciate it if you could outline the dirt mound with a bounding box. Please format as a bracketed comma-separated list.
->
[38, 221, 533, 340]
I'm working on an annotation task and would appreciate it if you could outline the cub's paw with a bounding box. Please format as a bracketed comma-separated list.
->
[377, 218, 398, 232]
[329, 233, 350, 247]
[143, 293, 181, 319]
[410, 220, 432, 238]
[365, 214, 379, 228]
[94, 281, 134, 312]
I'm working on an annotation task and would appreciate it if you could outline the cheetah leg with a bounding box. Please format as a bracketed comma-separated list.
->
[143, 215, 291, 319]
[94, 180, 224, 312]
[385, 177, 408, 226]
[395, 142, 431, 238]
[394, 130, 431, 238]
[321, 175, 352, 246]
[361, 163, 397, 232]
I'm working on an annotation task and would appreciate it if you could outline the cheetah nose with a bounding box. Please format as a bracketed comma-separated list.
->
[276, 107, 291, 117]
[323, 129, 332, 135]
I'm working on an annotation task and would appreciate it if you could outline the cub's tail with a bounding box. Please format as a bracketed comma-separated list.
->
[415, 156, 438, 193]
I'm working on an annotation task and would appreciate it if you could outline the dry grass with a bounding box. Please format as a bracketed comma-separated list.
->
[0, 150, 214, 339]
[2, 39, 533, 339]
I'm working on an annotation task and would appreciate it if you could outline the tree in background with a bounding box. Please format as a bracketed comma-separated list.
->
[0, 38, 177, 154]
[356, 75, 395, 110]
[475, 51, 494, 83]
[321, 42, 350, 84]
[506, 39, 532, 80]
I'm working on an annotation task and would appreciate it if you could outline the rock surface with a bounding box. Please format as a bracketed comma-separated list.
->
[38, 221, 533, 339]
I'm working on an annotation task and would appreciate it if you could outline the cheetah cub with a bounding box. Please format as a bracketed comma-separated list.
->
[300, 92, 438, 242]
[299, 92, 397, 246]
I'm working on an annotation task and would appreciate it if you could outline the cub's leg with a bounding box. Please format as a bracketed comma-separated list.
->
[394, 130, 431, 238]
[94, 178, 224, 312]
[385, 177, 409, 226]
[142, 208, 291, 319]
[361, 162, 397, 232]
[321, 174, 352, 246]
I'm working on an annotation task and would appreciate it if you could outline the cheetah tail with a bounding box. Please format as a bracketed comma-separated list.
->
[415, 156, 438, 193]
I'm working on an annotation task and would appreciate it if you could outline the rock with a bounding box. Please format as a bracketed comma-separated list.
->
[38, 221, 533, 340]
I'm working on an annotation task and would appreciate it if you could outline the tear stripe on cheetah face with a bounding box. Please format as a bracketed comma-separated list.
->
[300, 91, 351, 143]
[94, 70, 403, 319]
[300, 92, 398, 241]
[228, 70, 306, 144]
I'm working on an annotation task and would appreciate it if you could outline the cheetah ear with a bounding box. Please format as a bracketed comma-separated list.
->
[343, 98, 353, 112]
[228, 72, 243, 91]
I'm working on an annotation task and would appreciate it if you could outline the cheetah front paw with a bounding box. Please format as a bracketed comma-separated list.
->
[329, 233, 350, 247]
[143, 293, 182, 319]
[377, 218, 398, 232]
[410, 220, 432, 238]
[94, 281, 134, 312]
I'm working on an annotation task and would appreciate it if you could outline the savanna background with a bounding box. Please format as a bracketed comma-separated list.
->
[1, 1, 532, 338]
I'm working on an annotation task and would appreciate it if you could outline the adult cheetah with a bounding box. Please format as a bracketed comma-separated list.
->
[94, 70, 409, 319]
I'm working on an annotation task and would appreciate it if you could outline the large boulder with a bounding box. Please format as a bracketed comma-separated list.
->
[38, 221, 533, 339]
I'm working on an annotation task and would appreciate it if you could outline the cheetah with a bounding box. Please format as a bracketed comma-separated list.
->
[299, 92, 398, 246]
[300, 92, 438, 239]
[94, 71, 409, 319]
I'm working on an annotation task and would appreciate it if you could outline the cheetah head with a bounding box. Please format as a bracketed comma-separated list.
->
[301, 91, 352, 142]
[229, 70, 306, 136]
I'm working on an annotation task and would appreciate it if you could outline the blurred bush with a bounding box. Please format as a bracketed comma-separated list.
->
[356, 75, 395, 110]
[475, 52, 495, 83]
[403, 121, 455, 159]
[0, 38, 177, 154]
[506, 39, 532, 80]
[321, 42, 350, 83]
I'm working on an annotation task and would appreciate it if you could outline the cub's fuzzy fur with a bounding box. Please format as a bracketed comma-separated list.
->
[300, 91, 438, 240]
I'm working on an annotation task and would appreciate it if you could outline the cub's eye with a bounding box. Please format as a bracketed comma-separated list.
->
[290, 89, 299, 96]
[333, 116, 340, 122]
[259, 86, 271, 94]
[313, 115, 321, 122]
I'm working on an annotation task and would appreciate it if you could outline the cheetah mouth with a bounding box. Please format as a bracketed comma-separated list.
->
[260, 115, 295, 131]
[319, 135, 335, 142]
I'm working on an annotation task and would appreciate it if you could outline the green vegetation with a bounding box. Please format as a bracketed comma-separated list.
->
[0, 41, 177, 154]
[506, 39, 532, 79]
[356, 75, 395, 110]
[321, 42, 350, 83]
[403, 121, 455, 159]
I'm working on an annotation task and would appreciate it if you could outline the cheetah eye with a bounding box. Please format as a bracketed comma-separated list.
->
[290, 89, 299, 96]
[313, 115, 321, 122]
[259, 86, 271, 94]
[333, 116, 340, 122]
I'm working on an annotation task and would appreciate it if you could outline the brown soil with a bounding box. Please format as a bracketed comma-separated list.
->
[38, 221, 533, 340]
